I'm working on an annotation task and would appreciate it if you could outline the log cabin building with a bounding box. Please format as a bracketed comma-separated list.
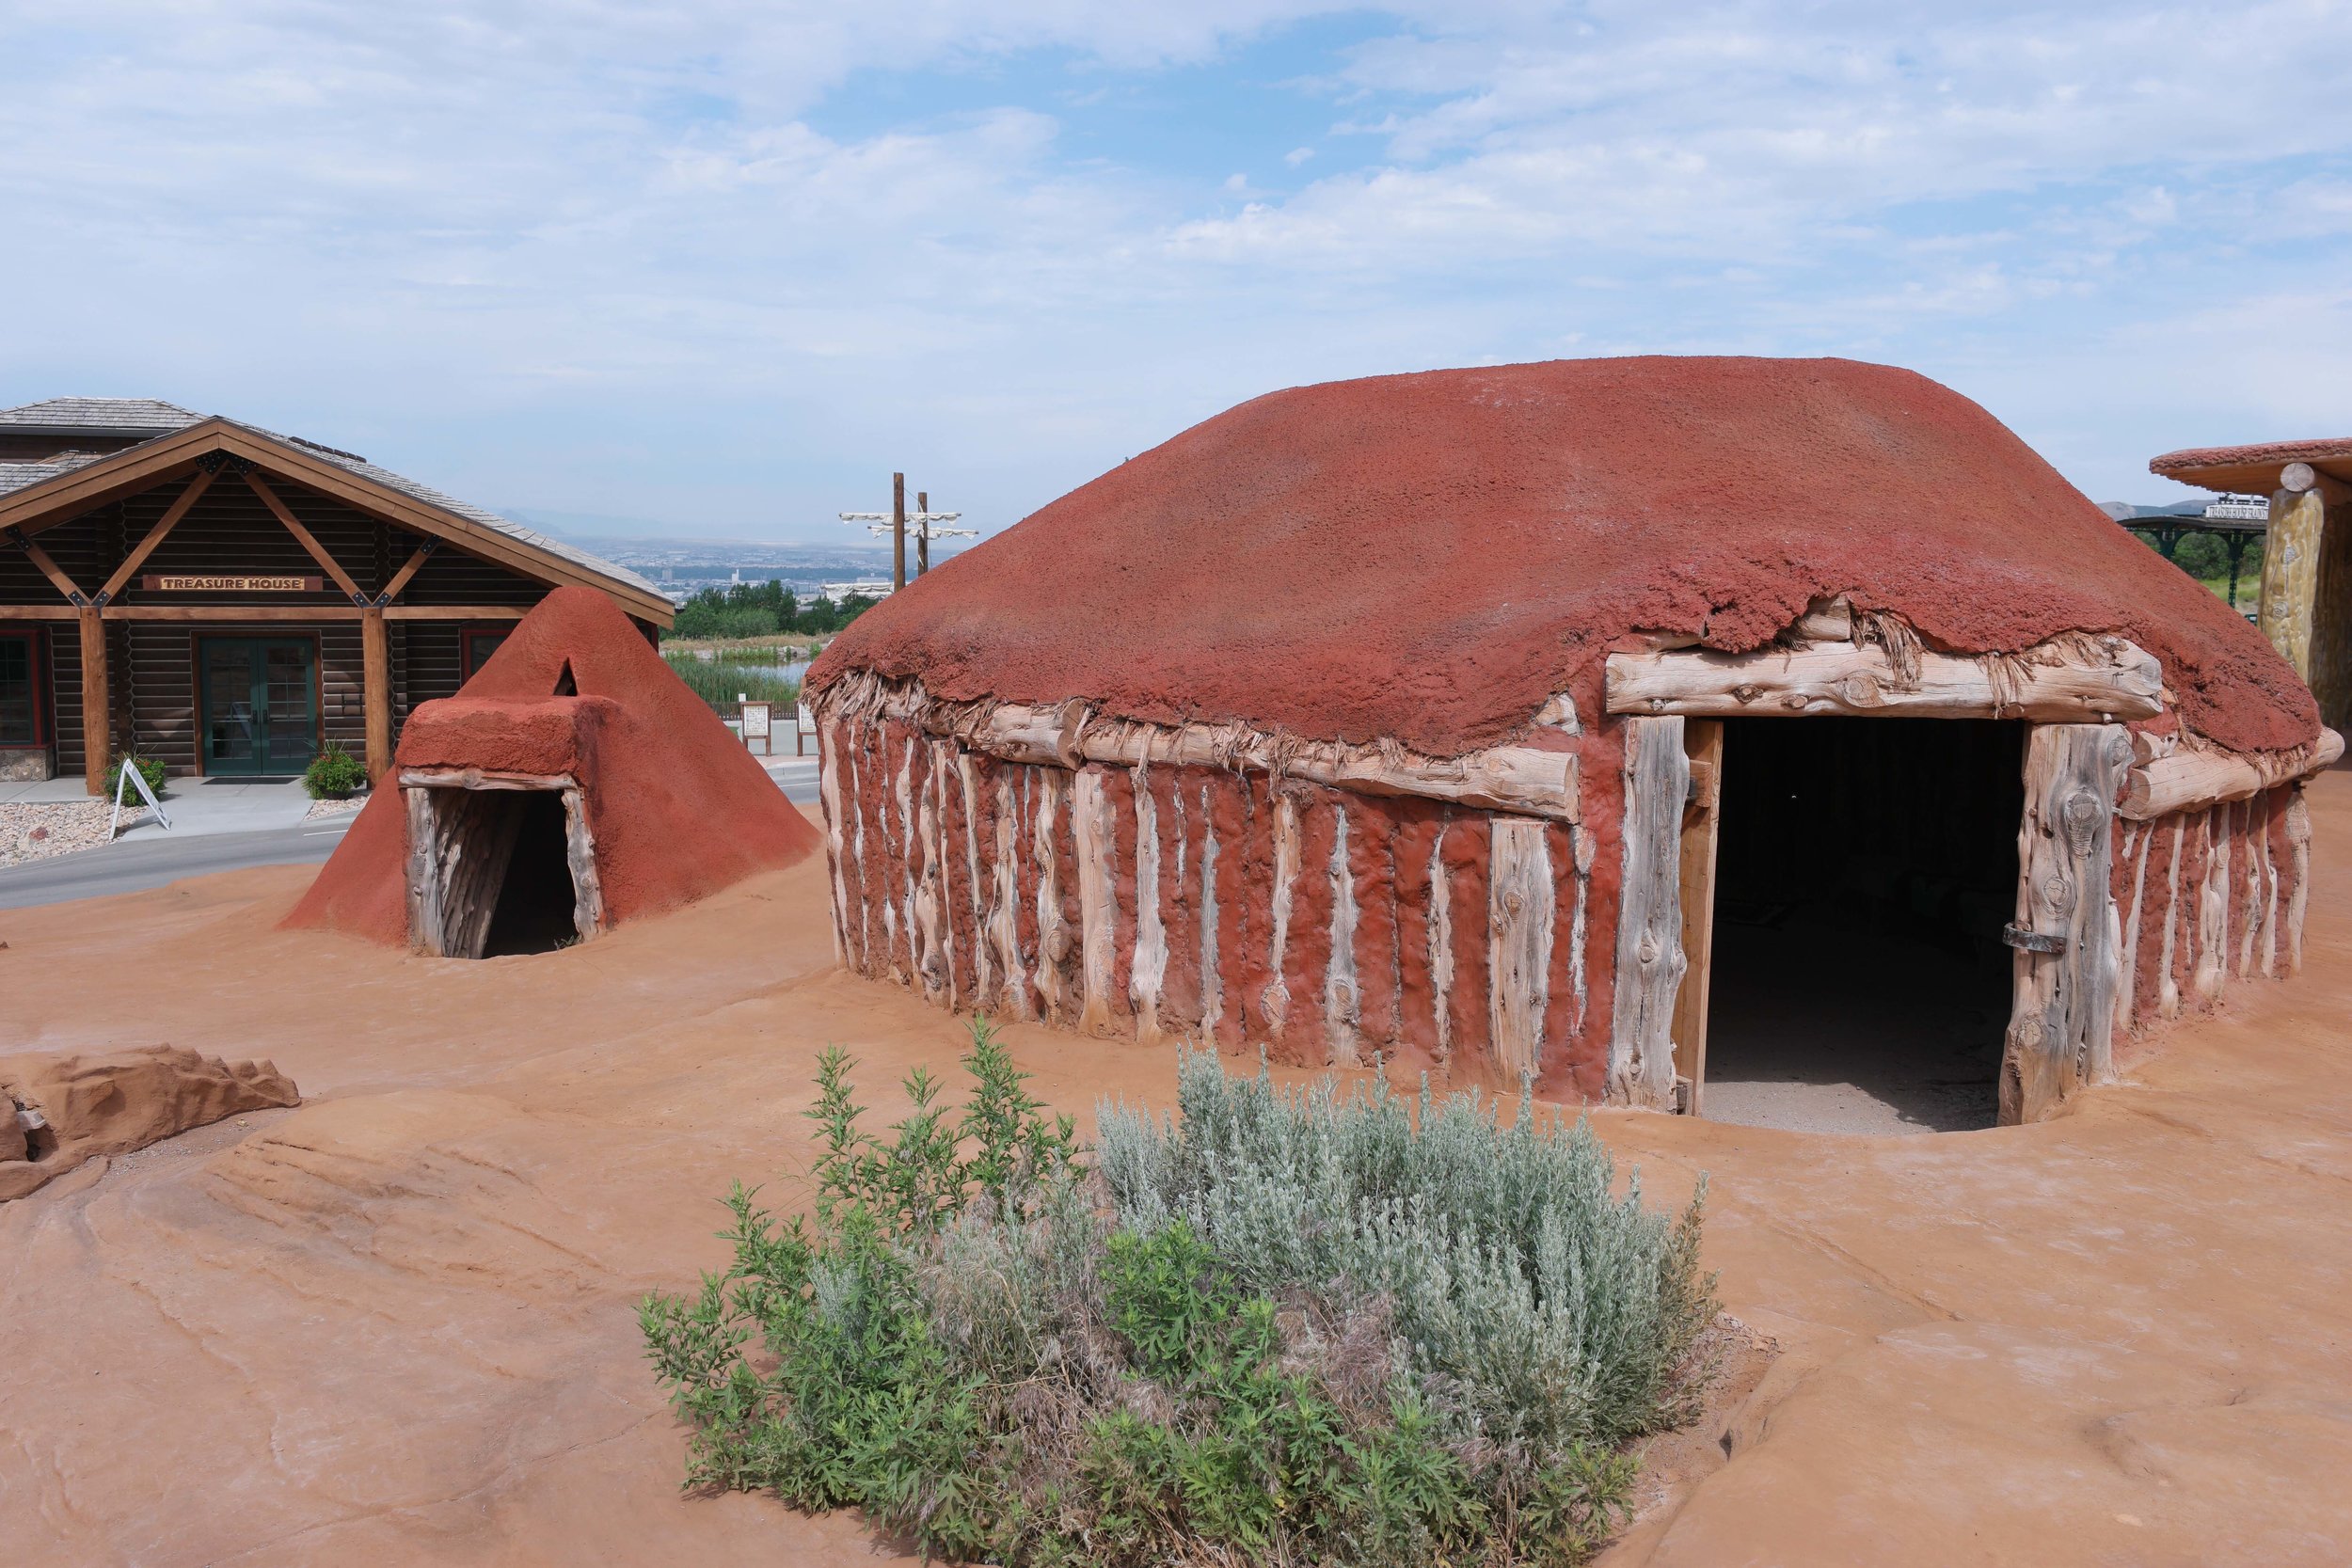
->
[0, 398, 670, 791]
[804, 357, 2343, 1129]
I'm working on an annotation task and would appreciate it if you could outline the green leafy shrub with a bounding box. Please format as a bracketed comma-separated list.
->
[303, 740, 368, 800]
[673, 603, 782, 640]
[110, 754, 167, 799]
[643, 1030, 1714, 1566]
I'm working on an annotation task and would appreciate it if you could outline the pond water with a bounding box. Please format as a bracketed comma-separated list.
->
[684, 653, 813, 683]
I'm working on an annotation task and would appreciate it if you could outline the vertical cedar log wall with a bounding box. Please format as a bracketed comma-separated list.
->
[816, 705, 1613, 1101]
[2113, 783, 2313, 1039]
[815, 685, 2319, 1115]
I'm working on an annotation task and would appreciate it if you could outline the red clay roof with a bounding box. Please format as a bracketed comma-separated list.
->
[286, 586, 820, 944]
[813, 356, 2319, 757]
[2150, 436, 2352, 494]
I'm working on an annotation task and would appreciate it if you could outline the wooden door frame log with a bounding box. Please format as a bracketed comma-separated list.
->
[1670, 719, 1724, 1115]
[1609, 715, 1689, 1109]
[402, 772, 604, 956]
[2000, 722, 2132, 1125]
[1606, 635, 2162, 722]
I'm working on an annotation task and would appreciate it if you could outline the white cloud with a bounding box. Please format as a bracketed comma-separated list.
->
[0, 0, 2344, 528]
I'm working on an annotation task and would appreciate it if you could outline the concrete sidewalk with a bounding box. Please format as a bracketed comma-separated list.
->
[0, 774, 342, 839]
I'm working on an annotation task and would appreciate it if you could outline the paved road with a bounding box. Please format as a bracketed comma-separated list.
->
[0, 821, 357, 911]
[0, 760, 820, 911]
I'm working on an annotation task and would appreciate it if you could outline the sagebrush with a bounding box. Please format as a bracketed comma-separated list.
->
[642, 1026, 1715, 1566]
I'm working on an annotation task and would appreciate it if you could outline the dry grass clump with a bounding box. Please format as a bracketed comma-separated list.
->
[642, 1027, 1715, 1566]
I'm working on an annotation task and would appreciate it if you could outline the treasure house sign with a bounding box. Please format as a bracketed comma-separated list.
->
[141, 574, 323, 594]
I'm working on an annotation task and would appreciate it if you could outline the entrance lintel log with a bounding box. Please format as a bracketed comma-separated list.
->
[1605, 636, 2164, 721]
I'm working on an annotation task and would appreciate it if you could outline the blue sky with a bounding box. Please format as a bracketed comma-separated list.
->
[3, 1, 2348, 541]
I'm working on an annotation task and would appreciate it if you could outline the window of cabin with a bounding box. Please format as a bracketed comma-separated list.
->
[461, 629, 509, 685]
[0, 631, 40, 747]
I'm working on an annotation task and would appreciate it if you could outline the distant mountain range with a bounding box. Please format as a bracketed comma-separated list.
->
[499, 509, 972, 595]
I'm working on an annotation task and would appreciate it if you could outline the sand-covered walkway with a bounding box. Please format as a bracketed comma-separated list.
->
[4, 779, 2349, 1565]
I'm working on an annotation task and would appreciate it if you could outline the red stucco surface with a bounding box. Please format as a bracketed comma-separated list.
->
[285, 587, 820, 944]
[813, 356, 2318, 757]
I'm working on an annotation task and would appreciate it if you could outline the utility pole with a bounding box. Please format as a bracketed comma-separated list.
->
[892, 472, 906, 590]
[841, 477, 976, 588]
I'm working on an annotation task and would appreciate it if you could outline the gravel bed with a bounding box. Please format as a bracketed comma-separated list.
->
[1, 801, 127, 868]
[303, 796, 367, 821]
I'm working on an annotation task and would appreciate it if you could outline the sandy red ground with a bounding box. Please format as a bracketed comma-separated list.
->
[5, 780, 2351, 1565]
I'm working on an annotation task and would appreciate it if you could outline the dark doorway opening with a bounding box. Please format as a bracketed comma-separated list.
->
[1702, 718, 2024, 1133]
[481, 791, 581, 956]
[413, 785, 587, 958]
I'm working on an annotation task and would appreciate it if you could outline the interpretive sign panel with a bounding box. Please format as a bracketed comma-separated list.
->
[739, 700, 772, 755]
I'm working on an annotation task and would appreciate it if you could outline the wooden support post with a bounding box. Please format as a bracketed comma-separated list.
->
[1670, 718, 1724, 1113]
[560, 786, 607, 942]
[892, 471, 907, 592]
[1609, 714, 1689, 1109]
[1073, 766, 1118, 1033]
[361, 605, 391, 781]
[2260, 485, 2326, 680]
[916, 490, 930, 578]
[1486, 816, 1553, 1084]
[1325, 799, 1361, 1065]
[78, 607, 110, 795]
[1999, 722, 2131, 1125]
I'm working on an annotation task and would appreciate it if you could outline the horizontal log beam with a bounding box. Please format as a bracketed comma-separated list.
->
[978, 704, 1581, 822]
[3, 602, 532, 623]
[1605, 635, 2164, 721]
[400, 768, 578, 791]
[384, 605, 530, 622]
[2120, 727, 2344, 820]
[819, 676, 1581, 822]
[100, 604, 359, 622]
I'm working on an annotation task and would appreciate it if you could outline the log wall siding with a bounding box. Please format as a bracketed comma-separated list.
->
[822, 705, 2314, 1106]
[820, 712, 1611, 1092]
[2110, 781, 2311, 1044]
[3, 483, 548, 774]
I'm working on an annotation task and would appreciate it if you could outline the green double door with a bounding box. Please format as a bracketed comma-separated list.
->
[200, 638, 318, 776]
